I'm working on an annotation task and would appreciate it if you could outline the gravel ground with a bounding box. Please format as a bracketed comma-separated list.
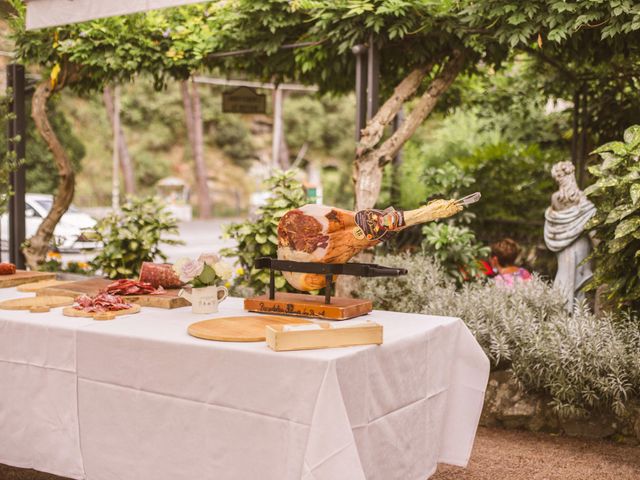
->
[433, 427, 640, 480]
[2, 427, 639, 480]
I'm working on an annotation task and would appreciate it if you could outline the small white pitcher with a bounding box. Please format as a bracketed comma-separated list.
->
[179, 285, 228, 314]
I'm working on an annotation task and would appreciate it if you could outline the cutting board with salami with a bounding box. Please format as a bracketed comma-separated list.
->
[62, 304, 141, 320]
[36, 278, 189, 309]
[0, 270, 56, 288]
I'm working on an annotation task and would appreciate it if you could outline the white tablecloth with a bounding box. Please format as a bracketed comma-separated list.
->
[0, 287, 489, 480]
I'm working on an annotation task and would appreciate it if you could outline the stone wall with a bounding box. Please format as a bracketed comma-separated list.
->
[481, 369, 640, 444]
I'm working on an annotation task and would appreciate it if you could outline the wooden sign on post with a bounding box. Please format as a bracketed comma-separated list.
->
[222, 86, 266, 114]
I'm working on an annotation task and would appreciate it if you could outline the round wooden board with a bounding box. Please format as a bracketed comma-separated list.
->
[17, 279, 73, 293]
[62, 304, 141, 320]
[188, 315, 312, 342]
[0, 295, 74, 310]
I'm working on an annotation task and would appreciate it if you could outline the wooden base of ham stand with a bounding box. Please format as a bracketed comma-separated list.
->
[245, 293, 372, 320]
[244, 258, 406, 321]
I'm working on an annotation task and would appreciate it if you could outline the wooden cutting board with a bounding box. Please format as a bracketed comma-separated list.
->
[17, 279, 74, 293]
[188, 315, 312, 342]
[0, 270, 56, 288]
[36, 278, 110, 297]
[0, 295, 74, 312]
[126, 290, 189, 309]
[36, 278, 189, 309]
[245, 293, 373, 320]
[62, 304, 141, 321]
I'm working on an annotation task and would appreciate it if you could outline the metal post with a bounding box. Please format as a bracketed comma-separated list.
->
[571, 89, 579, 165]
[324, 274, 333, 304]
[352, 44, 368, 141]
[7, 64, 26, 269]
[271, 86, 283, 169]
[366, 35, 380, 121]
[578, 86, 588, 189]
[390, 109, 404, 205]
[269, 268, 275, 300]
[111, 85, 120, 211]
[576, 84, 586, 189]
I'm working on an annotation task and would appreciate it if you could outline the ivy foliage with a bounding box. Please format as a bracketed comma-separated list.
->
[89, 197, 182, 279]
[222, 170, 307, 294]
[6, 0, 490, 97]
[585, 125, 640, 309]
[463, 1, 640, 46]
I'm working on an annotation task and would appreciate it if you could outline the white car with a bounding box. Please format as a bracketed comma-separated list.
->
[1, 193, 99, 252]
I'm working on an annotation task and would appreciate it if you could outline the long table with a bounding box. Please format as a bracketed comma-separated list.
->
[0, 287, 489, 480]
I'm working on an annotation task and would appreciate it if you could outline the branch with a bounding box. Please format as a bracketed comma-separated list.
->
[357, 63, 433, 155]
[519, 45, 577, 82]
[376, 50, 465, 166]
[23, 78, 75, 268]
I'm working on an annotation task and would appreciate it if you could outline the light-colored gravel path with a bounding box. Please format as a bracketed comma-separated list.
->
[2, 426, 639, 480]
[433, 427, 640, 480]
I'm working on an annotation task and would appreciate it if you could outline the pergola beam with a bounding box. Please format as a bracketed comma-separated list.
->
[193, 76, 318, 92]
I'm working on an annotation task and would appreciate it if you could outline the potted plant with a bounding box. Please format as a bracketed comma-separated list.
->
[174, 253, 232, 314]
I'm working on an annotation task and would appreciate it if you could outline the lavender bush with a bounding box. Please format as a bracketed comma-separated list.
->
[360, 252, 640, 418]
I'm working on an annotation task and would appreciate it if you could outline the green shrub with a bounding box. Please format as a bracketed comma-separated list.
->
[463, 142, 555, 243]
[222, 170, 307, 295]
[421, 223, 490, 284]
[585, 125, 640, 310]
[360, 252, 640, 418]
[89, 197, 182, 279]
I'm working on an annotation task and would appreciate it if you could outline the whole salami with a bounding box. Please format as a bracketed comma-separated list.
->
[0, 262, 17, 275]
[138, 262, 183, 289]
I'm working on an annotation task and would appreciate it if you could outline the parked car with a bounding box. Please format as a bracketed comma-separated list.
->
[0, 193, 99, 252]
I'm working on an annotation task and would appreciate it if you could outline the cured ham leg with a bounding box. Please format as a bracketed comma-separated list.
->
[277, 194, 480, 291]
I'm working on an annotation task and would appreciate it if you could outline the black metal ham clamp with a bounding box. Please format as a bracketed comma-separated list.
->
[253, 256, 407, 307]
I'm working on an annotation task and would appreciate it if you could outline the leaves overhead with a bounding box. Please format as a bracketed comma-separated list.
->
[6, 0, 481, 95]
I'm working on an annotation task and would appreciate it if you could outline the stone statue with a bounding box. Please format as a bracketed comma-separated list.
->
[544, 161, 596, 311]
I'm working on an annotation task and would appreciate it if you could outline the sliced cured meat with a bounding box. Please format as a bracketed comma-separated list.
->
[102, 279, 157, 296]
[73, 293, 133, 313]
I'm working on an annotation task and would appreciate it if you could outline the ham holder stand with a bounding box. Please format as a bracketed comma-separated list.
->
[244, 257, 407, 320]
[244, 193, 481, 320]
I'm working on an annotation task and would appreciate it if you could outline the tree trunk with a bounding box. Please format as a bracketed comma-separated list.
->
[181, 79, 212, 219]
[353, 52, 465, 210]
[103, 85, 135, 195]
[23, 81, 75, 268]
[279, 131, 291, 169]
